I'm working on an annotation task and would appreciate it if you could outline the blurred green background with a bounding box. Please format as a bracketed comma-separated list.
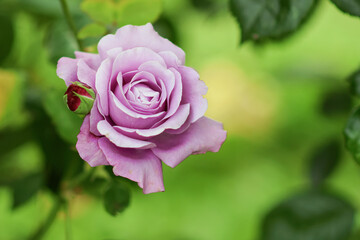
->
[0, 0, 360, 239]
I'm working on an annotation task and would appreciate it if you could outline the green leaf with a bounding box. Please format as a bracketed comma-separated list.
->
[11, 173, 43, 209]
[348, 68, 360, 97]
[81, 0, 115, 24]
[261, 191, 355, 240]
[229, 0, 318, 43]
[103, 180, 131, 216]
[115, 0, 162, 26]
[0, 14, 14, 65]
[344, 107, 360, 164]
[330, 0, 360, 17]
[308, 139, 341, 187]
[78, 23, 107, 39]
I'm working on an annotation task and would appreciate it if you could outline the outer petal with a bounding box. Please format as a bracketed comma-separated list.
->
[76, 116, 108, 167]
[179, 66, 208, 123]
[97, 120, 156, 149]
[98, 23, 185, 64]
[98, 138, 165, 194]
[75, 51, 101, 70]
[77, 59, 96, 89]
[57, 57, 78, 86]
[152, 117, 226, 168]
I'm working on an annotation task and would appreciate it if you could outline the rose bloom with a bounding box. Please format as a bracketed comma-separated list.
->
[57, 23, 226, 193]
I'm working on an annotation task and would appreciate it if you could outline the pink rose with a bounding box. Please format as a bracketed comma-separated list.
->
[57, 23, 226, 193]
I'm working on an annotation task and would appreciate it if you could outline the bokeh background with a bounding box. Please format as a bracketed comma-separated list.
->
[0, 0, 360, 239]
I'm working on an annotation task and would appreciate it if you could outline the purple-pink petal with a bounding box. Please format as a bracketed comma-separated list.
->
[75, 51, 101, 70]
[76, 116, 109, 167]
[179, 66, 208, 123]
[77, 59, 96, 89]
[97, 120, 156, 149]
[152, 117, 226, 168]
[57, 57, 79, 86]
[98, 138, 165, 194]
[98, 23, 185, 64]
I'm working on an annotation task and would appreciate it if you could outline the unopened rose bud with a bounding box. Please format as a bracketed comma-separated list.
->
[64, 82, 95, 117]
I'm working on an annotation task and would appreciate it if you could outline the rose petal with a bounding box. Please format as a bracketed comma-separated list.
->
[116, 103, 190, 137]
[57, 57, 78, 86]
[152, 117, 226, 168]
[98, 23, 185, 64]
[109, 91, 165, 129]
[89, 99, 104, 136]
[95, 58, 112, 116]
[75, 51, 101, 70]
[98, 138, 165, 194]
[158, 51, 181, 68]
[179, 66, 208, 123]
[111, 47, 166, 79]
[77, 59, 96, 89]
[76, 116, 108, 167]
[97, 120, 156, 149]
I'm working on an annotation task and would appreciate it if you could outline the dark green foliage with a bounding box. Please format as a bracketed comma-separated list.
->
[0, 14, 14, 64]
[229, 0, 318, 43]
[348, 68, 360, 97]
[104, 180, 131, 216]
[308, 139, 341, 187]
[261, 191, 355, 240]
[320, 88, 352, 117]
[344, 107, 360, 164]
[153, 16, 178, 45]
[330, 0, 360, 17]
[11, 173, 43, 209]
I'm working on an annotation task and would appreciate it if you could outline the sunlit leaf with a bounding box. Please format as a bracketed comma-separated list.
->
[103, 180, 130, 216]
[261, 191, 355, 240]
[308, 139, 341, 187]
[344, 107, 360, 164]
[330, 0, 360, 17]
[81, 0, 114, 24]
[78, 23, 107, 39]
[115, 0, 162, 26]
[229, 0, 318, 43]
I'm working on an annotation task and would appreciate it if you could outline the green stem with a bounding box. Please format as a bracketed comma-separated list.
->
[28, 197, 62, 240]
[59, 0, 84, 51]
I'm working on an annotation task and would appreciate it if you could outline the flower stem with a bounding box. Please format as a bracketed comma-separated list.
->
[59, 0, 84, 51]
[28, 197, 62, 240]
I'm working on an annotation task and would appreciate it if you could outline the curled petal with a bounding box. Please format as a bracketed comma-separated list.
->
[98, 138, 165, 194]
[116, 103, 190, 137]
[97, 120, 155, 149]
[76, 116, 108, 167]
[95, 58, 112, 116]
[179, 66, 208, 123]
[152, 117, 226, 168]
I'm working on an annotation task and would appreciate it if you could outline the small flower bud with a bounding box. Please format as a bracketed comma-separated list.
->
[64, 82, 95, 117]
